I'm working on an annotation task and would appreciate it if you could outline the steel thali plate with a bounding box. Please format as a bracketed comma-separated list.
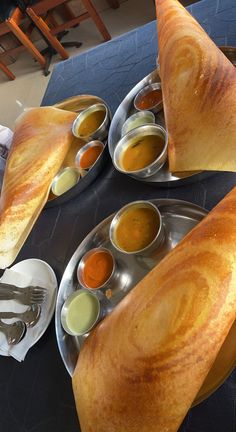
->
[0, 95, 110, 208]
[45, 95, 110, 208]
[108, 70, 213, 187]
[55, 198, 236, 406]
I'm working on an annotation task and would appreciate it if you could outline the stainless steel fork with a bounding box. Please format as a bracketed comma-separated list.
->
[0, 282, 47, 305]
[0, 304, 41, 327]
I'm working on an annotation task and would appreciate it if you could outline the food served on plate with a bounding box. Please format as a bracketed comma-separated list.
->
[61, 290, 101, 336]
[122, 135, 164, 171]
[113, 124, 167, 178]
[134, 83, 163, 112]
[121, 110, 155, 136]
[78, 110, 105, 137]
[80, 144, 103, 169]
[0, 107, 77, 269]
[62, 136, 86, 168]
[75, 140, 104, 171]
[72, 103, 110, 140]
[77, 248, 115, 290]
[156, 0, 236, 172]
[196, 319, 236, 403]
[72, 183, 236, 432]
[51, 167, 80, 196]
[110, 201, 162, 254]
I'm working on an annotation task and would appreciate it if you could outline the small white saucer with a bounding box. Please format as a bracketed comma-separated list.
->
[0, 258, 58, 360]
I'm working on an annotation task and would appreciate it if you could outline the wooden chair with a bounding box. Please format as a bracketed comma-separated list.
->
[0, 59, 15, 80]
[0, 3, 47, 75]
[106, 0, 119, 8]
[25, 0, 112, 54]
[0, 1, 76, 78]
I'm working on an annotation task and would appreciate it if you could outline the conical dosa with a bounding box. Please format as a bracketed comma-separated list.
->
[0, 107, 77, 269]
[73, 185, 236, 432]
[156, 0, 236, 173]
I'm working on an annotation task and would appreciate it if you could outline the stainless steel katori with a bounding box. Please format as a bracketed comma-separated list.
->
[55, 198, 208, 377]
[60, 289, 112, 336]
[77, 247, 116, 291]
[108, 69, 214, 187]
[72, 103, 110, 141]
[109, 200, 165, 255]
[134, 82, 163, 113]
[75, 140, 105, 171]
[121, 110, 155, 137]
[113, 124, 168, 178]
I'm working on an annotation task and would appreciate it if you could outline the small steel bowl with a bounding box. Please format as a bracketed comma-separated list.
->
[109, 200, 165, 256]
[75, 140, 105, 171]
[51, 167, 80, 196]
[219, 46, 236, 66]
[134, 83, 163, 113]
[121, 110, 155, 137]
[61, 289, 101, 336]
[77, 247, 116, 291]
[113, 124, 168, 179]
[72, 103, 110, 141]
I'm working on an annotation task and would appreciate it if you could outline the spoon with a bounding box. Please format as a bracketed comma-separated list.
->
[0, 320, 26, 345]
[0, 304, 41, 328]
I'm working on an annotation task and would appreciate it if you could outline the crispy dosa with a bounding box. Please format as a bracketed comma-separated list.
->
[156, 0, 236, 173]
[0, 107, 77, 269]
[73, 184, 236, 431]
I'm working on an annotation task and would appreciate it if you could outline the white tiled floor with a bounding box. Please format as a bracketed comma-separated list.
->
[0, 0, 156, 130]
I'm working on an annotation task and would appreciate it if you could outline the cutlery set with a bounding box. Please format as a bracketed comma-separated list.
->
[0, 282, 47, 345]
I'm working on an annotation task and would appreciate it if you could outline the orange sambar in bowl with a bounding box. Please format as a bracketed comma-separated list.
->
[78, 110, 105, 137]
[121, 135, 164, 172]
[115, 206, 160, 252]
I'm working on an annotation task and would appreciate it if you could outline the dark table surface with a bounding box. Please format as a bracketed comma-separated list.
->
[1, 0, 236, 431]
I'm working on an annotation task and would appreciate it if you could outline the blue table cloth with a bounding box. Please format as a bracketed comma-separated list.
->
[0, 1, 235, 432]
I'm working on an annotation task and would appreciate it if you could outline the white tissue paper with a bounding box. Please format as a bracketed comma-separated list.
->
[0, 125, 13, 190]
[0, 268, 57, 362]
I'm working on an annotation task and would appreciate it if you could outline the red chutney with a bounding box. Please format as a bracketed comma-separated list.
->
[137, 89, 162, 110]
[80, 145, 103, 169]
[83, 251, 114, 289]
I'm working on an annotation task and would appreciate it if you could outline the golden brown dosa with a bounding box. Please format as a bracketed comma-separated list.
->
[0, 107, 77, 269]
[156, 0, 236, 173]
[72, 184, 236, 432]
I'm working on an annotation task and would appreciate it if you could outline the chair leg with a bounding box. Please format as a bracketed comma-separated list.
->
[55, 3, 79, 28]
[26, 7, 69, 60]
[106, 0, 120, 8]
[81, 0, 111, 41]
[6, 18, 46, 68]
[46, 11, 60, 29]
[57, 4, 77, 22]
[0, 61, 15, 80]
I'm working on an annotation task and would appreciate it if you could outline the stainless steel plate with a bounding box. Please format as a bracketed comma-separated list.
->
[220, 46, 236, 66]
[55, 198, 208, 376]
[46, 95, 111, 208]
[108, 70, 213, 187]
[0, 95, 110, 208]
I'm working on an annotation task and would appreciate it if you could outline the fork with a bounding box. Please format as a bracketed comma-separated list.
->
[0, 282, 47, 305]
[0, 304, 41, 328]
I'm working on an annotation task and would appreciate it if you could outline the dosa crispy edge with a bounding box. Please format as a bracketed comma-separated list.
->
[157, 0, 236, 173]
[0, 107, 77, 269]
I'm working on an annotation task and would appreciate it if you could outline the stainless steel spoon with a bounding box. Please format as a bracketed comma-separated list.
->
[0, 320, 26, 345]
[0, 304, 41, 328]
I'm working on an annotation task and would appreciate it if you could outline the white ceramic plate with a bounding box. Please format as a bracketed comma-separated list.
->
[0, 258, 57, 358]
